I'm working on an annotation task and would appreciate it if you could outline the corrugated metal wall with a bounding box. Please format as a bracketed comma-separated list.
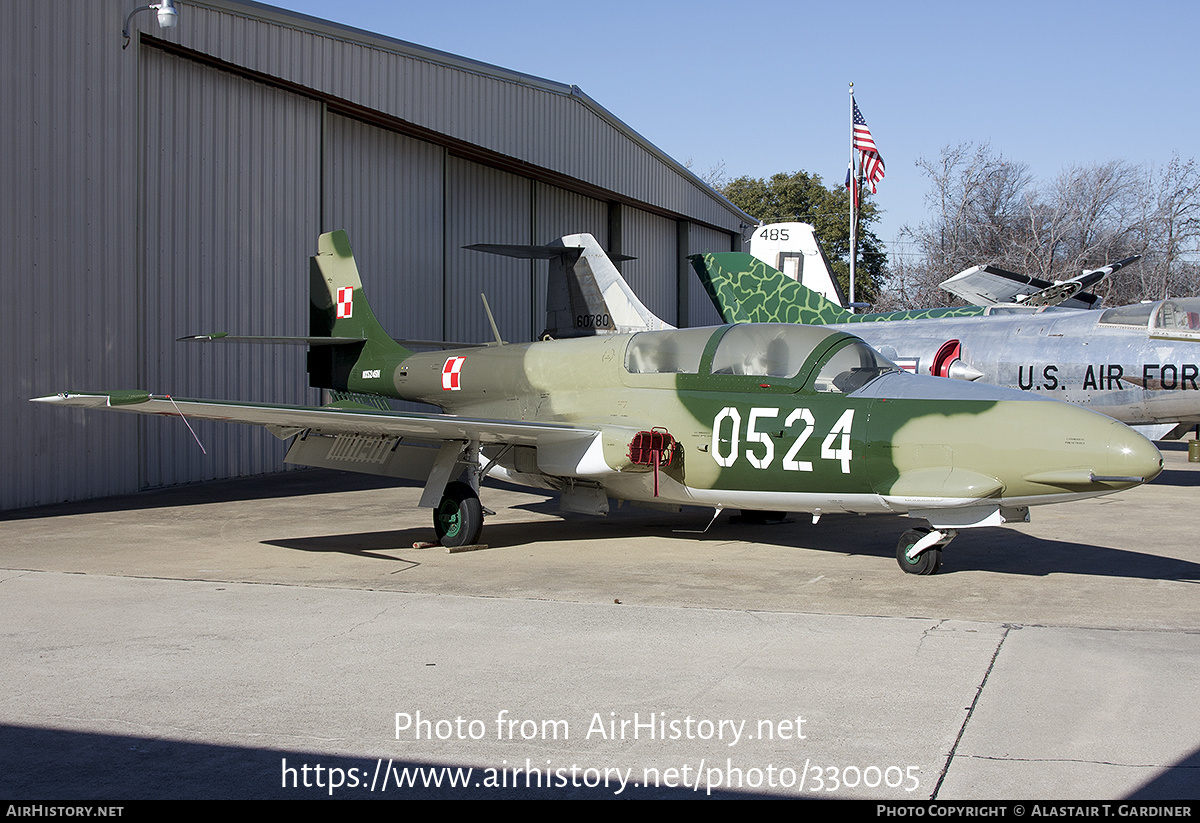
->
[2, 0, 142, 508]
[167, 1, 744, 233]
[140, 48, 321, 488]
[687, 224, 740, 327]
[323, 113, 445, 340]
[443, 158, 534, 343]
[622, 207, 680, 326]
[2, 0, 744, 510]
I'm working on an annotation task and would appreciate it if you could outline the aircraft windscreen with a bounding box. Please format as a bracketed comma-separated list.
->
[709, 324, 825, 378]
[982, 305, 1067, 316]
[1099, 302, 1156, 328]
[813, 341, 898, 393]
[624, 327, 713, 374]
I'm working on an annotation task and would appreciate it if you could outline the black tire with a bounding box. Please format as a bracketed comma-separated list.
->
[896, 528, 942, 575]
[434, 481, 483, 547]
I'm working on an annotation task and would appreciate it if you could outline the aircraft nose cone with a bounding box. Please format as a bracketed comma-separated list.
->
[1104, 419, 1163, 484]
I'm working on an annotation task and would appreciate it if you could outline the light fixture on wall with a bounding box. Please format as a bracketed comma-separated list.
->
[123, 1, 179, 50]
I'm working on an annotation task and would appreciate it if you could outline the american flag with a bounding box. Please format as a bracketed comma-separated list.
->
[852, 101, 885, 193]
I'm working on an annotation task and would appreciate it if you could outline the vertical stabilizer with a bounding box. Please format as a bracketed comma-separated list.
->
[690, 252, 855, 325]
[551, 233, 673, 337]
[747, 222, 848, 307]
[466, 233, 673, 338]
[308, 230, 410, 390]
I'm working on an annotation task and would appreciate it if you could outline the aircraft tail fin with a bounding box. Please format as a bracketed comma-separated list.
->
[689, 252, 854, 326]
[467, 233, 673, 338]
[307, 230, 411, 390]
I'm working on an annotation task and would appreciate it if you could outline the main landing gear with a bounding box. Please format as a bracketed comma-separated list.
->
[896, 527, 957, 575]
[434, 481, 484, 548]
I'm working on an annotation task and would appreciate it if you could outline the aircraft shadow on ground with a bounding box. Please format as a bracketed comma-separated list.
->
[3, 722, 1194, 800]
[1147, 468, 1200, 487]
[262, 531, 430, 565]
[8, 465, 1196, 583]
[0, 468, 405, 522]
[261, 499, 1200, 583]
[0, 723, 770, 800]
[1125, 743, 1200, 799]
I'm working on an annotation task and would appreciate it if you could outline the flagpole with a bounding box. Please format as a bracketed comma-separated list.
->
[848, 82, 857, 313]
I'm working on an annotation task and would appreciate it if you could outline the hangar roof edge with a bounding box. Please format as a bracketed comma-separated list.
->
[191, 0, 756, 227]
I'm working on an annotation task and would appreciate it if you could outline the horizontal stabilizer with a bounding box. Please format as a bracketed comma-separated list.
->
[178, 333, 362, 345]
[466, 243, 635, 263]
[468, 233, 669, 338]
[178, 333, 482, 350]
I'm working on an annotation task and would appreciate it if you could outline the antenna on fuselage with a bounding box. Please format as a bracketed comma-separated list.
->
[480, 293, 506, 346]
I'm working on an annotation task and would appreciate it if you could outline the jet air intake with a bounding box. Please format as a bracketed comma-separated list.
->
[931, 339, 984, 382]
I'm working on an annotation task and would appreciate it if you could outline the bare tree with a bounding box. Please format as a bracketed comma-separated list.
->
[884, 144, 1200, 309]
[683, 157, 728, 190]
[1142, 156, 1200, 301]
[921, 144, 1032, 277]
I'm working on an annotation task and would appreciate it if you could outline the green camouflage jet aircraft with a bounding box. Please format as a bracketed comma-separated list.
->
[35, 231, 1163, 574]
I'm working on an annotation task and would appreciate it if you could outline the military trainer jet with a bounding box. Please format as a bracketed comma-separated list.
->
[35, 231, 1162, 574]
[694, 252, 1200, 436]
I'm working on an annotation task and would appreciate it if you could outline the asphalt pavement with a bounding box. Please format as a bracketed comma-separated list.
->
[2, 444, 1198, 799]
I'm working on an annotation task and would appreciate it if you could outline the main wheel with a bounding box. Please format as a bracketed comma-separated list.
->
[434, 481, 484, 547]
[896, 528, 942, 575]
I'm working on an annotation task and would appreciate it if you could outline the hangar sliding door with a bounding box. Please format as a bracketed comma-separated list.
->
[621, 207, 679, 327]
[140, 48, 322, 489]
[443, 157, 534, 343]
[687, 224, 737, 327]
[322, 114, 445, 343]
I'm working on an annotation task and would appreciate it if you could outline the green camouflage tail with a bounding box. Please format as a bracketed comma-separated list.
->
[308, 230, 411, 391]
[690, 252, 989, 325]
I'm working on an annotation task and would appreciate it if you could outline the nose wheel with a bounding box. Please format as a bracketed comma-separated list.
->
[434, 481, 484, 547]
[896, 527, 955, 575]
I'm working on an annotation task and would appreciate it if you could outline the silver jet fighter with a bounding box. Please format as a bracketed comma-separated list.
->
[35, 232, 1162, 575]
[694, 252, 1200, 436]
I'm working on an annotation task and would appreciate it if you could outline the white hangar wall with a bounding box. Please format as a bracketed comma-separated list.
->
[3, 0, 749, 510]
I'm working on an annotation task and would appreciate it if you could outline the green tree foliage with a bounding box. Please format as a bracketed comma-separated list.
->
[721, 171, 887, 303]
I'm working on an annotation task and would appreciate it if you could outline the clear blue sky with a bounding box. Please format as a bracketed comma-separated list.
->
[261, 0, 1198, 260]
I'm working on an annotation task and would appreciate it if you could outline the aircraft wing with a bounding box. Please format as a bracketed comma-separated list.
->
[939, 265, 1053, 306]
[32, 392, 620, 496]
[941, 257, 1139, 309]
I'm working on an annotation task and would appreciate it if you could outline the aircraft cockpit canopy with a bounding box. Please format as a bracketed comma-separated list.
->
[812, 340, 899, 393]
[624, 324, 899, 392]
[709, 323, 824, 378]
[1098, 302, 1156, 328]
[1151, 298, 1200, 340]
[1100, 298, 1200, 340]
[624, 327, 712, 374]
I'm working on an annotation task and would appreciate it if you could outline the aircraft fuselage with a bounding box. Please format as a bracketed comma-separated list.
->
[838, 304, 1200, 427]
[339, 324, 1162, 526]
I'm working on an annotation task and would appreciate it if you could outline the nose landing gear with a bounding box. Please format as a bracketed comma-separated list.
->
[896, 527, 957, 575]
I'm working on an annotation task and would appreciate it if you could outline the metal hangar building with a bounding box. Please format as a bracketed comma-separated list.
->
[2, 0, 752, 510]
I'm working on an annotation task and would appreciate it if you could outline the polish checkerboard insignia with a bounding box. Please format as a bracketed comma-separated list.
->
[442, 356, 466, 390]
[336, 286, 353, 319]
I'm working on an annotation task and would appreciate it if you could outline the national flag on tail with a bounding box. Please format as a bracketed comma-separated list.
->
[852, 101, 885, 193]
